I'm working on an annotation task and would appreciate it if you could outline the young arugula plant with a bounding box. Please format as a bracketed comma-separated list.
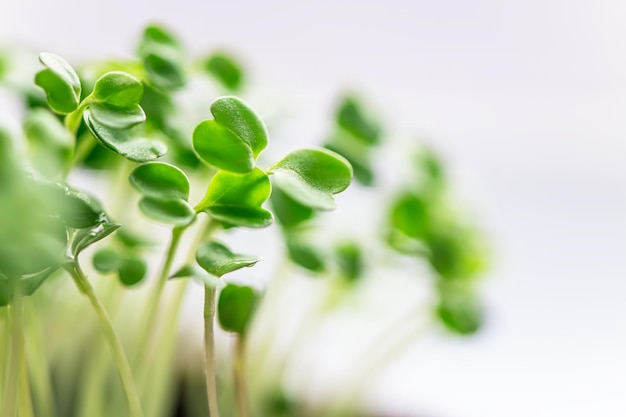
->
[0, 23, 488, 417]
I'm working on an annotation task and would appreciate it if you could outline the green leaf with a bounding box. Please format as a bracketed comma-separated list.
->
[0, 276, 11, 307]
[24, 109, 74, 177]
[117, 256, 147, 286]
[20, 267, 60, 296]
[335, 242, 363, 283]
[286, 238, 326, 274]
[192, 120, 254, 173]
[35, 53, 81, 114]
[170, 264, 224, 289]
[203, 53, 244, 91]
[269, 186, 314, 228]
[436, 283, 482, 335]
[336, 96, 380, 145]
[138, 25, 186, 90]
[92, 71, 143, 107]
[84, 110, 167, 162]
[92, 248, 121, 273]
[71, 222, 121, 257]
[270, 148, 353, 210]
[196, 241, 259, 278]
[129, 162, 190, 201]
[217, 284, 258, 334]
[138, 197, 195, 226]
[56, 187, 104, 229]
[390, 193, 430, 240]
[195, 168, 273, 228]
[87, 102, 145, 129]
[211, 96, 268, 158]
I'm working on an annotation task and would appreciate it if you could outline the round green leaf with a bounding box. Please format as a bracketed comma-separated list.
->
[335, 242, 363, 283]
[144, 53, 186, 90]
[211, 96, 268, 158]
[336, 96, 381, 145]
[55, 187, 104, 229]
[390, 193, 429, 240]
[286, 239, 326, 274]
[35, 53, 81, 114]
[270, 148, 353, 210]
[87, 102, 146, 129]
[269, 186, 314, 228]
[195, 168, 273, 228]
[203, 53, 244, 91]
[196, 241, 259, 278]
[84, 110, 167, 162]
[117, 256, 147, 286]
[92, 71, 143, 107]
[129, 162, 190, 201]
[92, 248, 121, 273]
[192, 120, 254, 173]
[138, 25, 186, 90]
[436, 284, 482, 335]
[138, 197, 195, 226]
[24, 109, 74, 177]
[218, 284, 258, 334]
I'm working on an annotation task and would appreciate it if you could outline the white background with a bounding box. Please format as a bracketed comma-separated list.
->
[2, 1, 626, 416]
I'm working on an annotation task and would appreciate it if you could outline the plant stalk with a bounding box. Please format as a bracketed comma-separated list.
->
[234, 335, 249, 417]
[204, 285, 220, 417]
[68, 263, 144, 417]
[2, 301, 21, 417]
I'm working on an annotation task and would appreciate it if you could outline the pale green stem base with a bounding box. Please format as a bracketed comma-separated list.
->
[204, 285, 220, 417]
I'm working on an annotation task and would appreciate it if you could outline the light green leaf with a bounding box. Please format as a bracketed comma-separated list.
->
[71, 222, 121, 257]
[138, 197, 195, 226]
[336, 96, 381, 145]
[211, 96, 268, 158]
[84, 110, 167, 162]
[196, 241, 259, 278]
[169, 264, 224, 289]
[92, 71, 143, 107]
[138, 25, 186, 90]
[192, 120, 254, 173]
[35, 53, 81, 114]
[195, 168, 273, 228]
[218, 284, 258, 334]
[24, 109, 74, 177]
[129, 162, 190, 201]
[87, 102, 145, 129]
[269, 148, 352, 210]
[92, 248, 121, 273]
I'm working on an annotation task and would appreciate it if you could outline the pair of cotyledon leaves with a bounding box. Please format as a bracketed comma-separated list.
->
[130, 96, 353, 228]
[35, 53, 166, 162]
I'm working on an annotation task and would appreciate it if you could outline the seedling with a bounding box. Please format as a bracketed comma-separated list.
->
[0, 24, 488, 417]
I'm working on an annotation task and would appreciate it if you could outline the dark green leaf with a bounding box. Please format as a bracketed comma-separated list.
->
[84, 110, 167, 162]
[169, 264, 223, 288]
[286, 238, 326, 274]
[138, 197, 195, 226]
[203, 53, 244, 91]
[129, 162, 190, 201]
[336, 96, 380, 145]
[92, 248, 121, 273]
[0, 276, 10, 307]
[117, 256, 147, 286]
[210, 96, 268, 158]
[192, 120, 254, 173]
[92, 71, 143, 107]
[218, 284, 258, 334]
[195, 168, 272, 228]
[196, 241, 259, 278]
[270, 148, 353, 210]
[269, 186, 314, 228]
[35, 53, 81, 114]
[71, 222, 121, 257]
[138, 25, 186, 90]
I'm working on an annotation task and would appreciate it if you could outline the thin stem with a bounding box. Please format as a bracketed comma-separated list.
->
[64, 96, 91, 135]
[2, 301, 21, 417]
[68, 263, 144, 417]
[204, 285, 220, 417]
[18, 355, 35, 417]
[234, 335, 249, 417]
[24, 297, 55, 417]
[133, 226, 185, 365]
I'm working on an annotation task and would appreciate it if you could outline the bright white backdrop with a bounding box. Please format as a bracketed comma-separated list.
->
[2, 1, 626, 416]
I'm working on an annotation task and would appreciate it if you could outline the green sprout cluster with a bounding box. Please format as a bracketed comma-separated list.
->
[0, 24, 488, 417]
